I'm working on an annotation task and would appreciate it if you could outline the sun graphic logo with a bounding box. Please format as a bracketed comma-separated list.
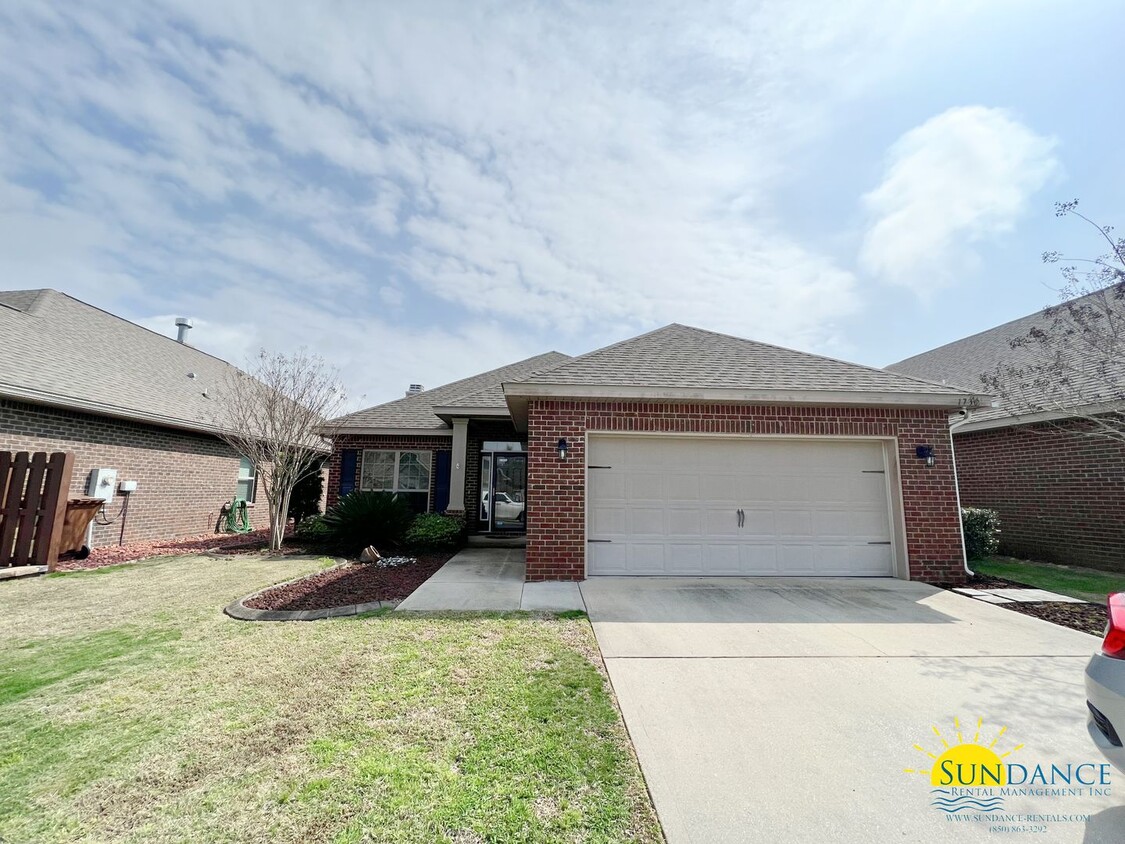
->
[905, 717, 1023, 814]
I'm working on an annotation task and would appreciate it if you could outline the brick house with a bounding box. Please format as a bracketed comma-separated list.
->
[1, 289, 271, 549]
[329, 324, 981, 583]
[889, 299, 1125, 573]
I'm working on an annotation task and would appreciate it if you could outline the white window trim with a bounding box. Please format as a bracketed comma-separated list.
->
[360, 449, 432, 510]
[237, 457, 257, 503]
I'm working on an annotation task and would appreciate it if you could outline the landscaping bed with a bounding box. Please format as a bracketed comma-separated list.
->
[998, 600, 1108, 637]
[942, 570, 1109, 637]
[56, 528, 279, 571]
[243, 552, 456, 610]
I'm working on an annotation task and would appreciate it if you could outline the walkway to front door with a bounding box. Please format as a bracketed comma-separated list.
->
[395, 545, 584, 612]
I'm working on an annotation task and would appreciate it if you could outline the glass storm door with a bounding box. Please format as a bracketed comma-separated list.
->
[479, 454, 493, 529]
[491, 453, 527, 531]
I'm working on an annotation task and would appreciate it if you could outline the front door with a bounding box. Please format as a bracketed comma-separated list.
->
[489, 452, 527, 532]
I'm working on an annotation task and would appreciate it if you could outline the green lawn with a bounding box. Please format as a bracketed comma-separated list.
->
[973, 556, 1125, 604]
[0, 556, 662, 844]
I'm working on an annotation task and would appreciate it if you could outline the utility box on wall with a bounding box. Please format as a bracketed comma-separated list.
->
[87, 468, 118, 503]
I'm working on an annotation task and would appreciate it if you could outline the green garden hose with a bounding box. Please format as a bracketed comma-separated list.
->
[225, 498, 252, 534]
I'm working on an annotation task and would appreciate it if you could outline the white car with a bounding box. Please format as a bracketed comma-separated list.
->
[1086, 593, 1125, 773]
[493, 492, 525, 522]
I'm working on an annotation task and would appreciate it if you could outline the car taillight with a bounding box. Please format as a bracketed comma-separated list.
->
[1104, 593, 1125, 659]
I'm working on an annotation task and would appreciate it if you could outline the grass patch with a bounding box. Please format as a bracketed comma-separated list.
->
[974, 556, 1125, 603]
[0, 554, 660, 843]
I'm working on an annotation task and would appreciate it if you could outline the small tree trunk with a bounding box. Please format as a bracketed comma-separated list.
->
[269, 494, 285, 553]
[278, 486, 293, 552]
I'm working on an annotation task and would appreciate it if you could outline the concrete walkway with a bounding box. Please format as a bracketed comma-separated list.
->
[580, 577, 1119, 844]
[395, 546, 585, 612]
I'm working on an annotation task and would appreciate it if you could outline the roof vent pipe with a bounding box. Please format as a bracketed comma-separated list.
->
[175, 317, 193, 344]
[406, 384, 424, 396]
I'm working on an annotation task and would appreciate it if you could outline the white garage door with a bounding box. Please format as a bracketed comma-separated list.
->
[586, 435, 895, 577]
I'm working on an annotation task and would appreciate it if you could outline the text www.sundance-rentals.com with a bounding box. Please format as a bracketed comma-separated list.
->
[945, 813, 1091, 823]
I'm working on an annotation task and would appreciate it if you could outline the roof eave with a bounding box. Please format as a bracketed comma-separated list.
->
[952, 399, 1125, 434]
[326, 425, 454, 437]
[1, 382, 225, 438]
[431, 406, 512, 424]
[502, 382, 991, 430]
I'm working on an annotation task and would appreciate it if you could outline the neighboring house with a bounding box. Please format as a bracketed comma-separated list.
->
[889, 300, 1125, 573]
[0, 289, 269, 547]
[329, 323, 980, 583]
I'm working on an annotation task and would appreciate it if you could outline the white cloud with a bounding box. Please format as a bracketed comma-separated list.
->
[0, 2, 1039, 401]
[860, 106, 1059, 293]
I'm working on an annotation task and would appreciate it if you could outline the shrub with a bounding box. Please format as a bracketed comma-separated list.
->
[404, 513, 465, 550]
[295, 514, 331, 542]
[962, 507, 1001, 560]
[289, 471, 325, 525]
[321, 492, 415, 553]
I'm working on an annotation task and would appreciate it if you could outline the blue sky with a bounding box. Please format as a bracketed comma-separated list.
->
[2, 1, 1122, 409]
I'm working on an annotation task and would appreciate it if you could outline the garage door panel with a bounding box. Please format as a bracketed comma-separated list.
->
[627, 508, 666, 536]
[740, 544, 780, 574]
[817, 544, 893, 576]
[589, 471, 626, 500]
[702, 508, 741, 538]
[662, 544, 704, 574]
[586, 436, 896, 578]
[774, 509, 811, 537]
[590, 505, 628, 536]
[628, 542, 670, 574]
[705, 544, 742, 574]
[665, 508, 703, 537]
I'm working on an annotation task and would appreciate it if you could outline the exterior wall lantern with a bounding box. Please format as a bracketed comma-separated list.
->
[557, 438, 569, 460]
[915, 444, 935, 468]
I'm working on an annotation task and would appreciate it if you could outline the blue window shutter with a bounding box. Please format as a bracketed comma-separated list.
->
[339, 449, 358, 498]
[434, 451, 451, 513]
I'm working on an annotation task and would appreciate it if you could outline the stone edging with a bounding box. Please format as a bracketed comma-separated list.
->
[223, 558, 399, 622]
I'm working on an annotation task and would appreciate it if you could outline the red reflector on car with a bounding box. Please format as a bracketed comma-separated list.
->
[1104, 593, 1125, 659]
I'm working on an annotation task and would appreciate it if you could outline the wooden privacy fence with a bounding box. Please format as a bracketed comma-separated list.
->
[0, 451, 74, 570]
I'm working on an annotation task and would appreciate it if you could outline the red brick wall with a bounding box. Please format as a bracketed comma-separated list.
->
[326, 434, 452, 510]
[526, 401, 964, 583]
[955, 420, 1125, 572]
[1, 399, 267, 548]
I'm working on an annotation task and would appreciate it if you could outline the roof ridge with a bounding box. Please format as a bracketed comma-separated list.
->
[533, 323, 968, 394]
[885, 290, 1103, 369]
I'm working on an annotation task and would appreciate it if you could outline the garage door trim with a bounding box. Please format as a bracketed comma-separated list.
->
[583, 432, 909, 579]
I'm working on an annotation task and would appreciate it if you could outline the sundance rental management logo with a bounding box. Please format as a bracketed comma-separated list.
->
[904, 717, 1113, 834]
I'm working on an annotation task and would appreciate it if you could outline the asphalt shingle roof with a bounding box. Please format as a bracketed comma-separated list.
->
[0, 289, 251, 434]
[333, 351, 571, 430]
[887, 292, 1125, 424]
[511, 324, 970, 397]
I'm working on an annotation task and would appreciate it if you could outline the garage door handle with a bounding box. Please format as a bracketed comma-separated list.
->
[736, 508, 744, 528]
[867, 541, 891, 545]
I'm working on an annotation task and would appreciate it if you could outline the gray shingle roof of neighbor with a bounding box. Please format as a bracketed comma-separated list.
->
[509, 323, 973, 398]
[332, 351, 571, 431]
[0, 289, 250, 435]
[887, 290, 1125, 426]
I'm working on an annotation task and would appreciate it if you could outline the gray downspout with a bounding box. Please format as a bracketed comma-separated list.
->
[948, 409, 973, 577]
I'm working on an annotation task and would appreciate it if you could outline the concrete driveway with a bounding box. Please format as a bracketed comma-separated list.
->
[580, 577, 1123, 843]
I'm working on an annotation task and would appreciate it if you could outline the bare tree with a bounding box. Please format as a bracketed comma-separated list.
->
[982, 200, 1125, 444]
[214, 349, 347, 552]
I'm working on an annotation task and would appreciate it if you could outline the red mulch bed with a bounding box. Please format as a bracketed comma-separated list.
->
[997, 601, 1108, 637]
[244, 552, 456, 610]
[56, 528, 290, 571]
